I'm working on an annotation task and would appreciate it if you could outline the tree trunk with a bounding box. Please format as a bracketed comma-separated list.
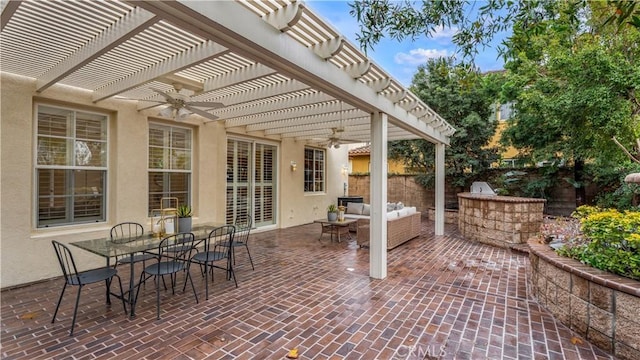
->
[574, 159, 586, 207]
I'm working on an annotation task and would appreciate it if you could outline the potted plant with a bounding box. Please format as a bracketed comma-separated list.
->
[327, 204, 338, 221]
[177, 204, 192, 232]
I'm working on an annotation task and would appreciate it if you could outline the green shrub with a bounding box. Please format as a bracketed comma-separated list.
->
[571, 205, 603, 220]
[559, 208, 640, 280]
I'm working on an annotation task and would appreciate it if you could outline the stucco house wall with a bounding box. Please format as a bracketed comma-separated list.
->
[0, 73, 346, 288]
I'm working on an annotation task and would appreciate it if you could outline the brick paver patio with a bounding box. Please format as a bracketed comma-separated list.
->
[1, 220, 612, 359]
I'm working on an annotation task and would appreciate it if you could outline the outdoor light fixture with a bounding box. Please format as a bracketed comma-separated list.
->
[177, 107, 190, 120]
[158, 106, 174, 118]
[158, 106, 191, 121]
[290, 161, 297, 171]
[342, 165, 348, 196]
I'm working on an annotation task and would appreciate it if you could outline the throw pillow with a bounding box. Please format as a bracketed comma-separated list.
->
[362, 203, 371, 216]
[386, 202, 396, 212]
[346, 202, 364, 215]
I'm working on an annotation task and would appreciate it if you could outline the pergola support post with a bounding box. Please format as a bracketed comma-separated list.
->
[435, 143, 445, 235]
[370, 112, 388, 279]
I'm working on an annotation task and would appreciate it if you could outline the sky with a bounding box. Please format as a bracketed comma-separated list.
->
[305, 1, 507, 87]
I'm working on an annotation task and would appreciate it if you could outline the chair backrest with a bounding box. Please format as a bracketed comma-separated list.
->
[157, 233, 196, 262]
[204, 225, 236, 256]
[234, 214, 252, 244]
[51, 240, 80, 285]
[110, 222, 144, 244]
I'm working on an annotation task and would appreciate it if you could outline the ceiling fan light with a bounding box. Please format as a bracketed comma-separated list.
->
[177, 107, 190, 120]
[159, 106, 174, 118]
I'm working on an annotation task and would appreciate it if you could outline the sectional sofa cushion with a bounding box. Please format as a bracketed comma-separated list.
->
[346, 202, 364, 215]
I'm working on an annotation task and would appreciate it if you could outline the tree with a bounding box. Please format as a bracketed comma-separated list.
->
[388, 58, 500, 189]
[349, 0, 640, 60]
[500, 2, 640, 205]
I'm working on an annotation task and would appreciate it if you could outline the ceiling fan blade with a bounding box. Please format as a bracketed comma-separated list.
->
[138, 99, 165, 104]
[185, 100, 225, 108]
[150, 87, 177, 103]
[184, 105, 220, 121]
[339, 138, 363, 144]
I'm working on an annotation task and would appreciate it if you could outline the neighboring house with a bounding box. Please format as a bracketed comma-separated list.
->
[488, 101, 521, 167]
[348, 145, 407, 174]
[0, 0, 454, 287]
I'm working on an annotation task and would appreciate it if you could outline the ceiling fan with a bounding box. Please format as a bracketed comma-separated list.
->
[326, 127, 346, 148]
[325, 126, 362, 149]
[149, 83, 224, 122]
[324, 101, 364, 148]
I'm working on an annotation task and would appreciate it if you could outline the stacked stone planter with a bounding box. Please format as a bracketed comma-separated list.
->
[529, 238, 640, 360]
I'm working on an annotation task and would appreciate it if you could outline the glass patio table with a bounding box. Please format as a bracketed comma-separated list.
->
[70, 223, 224, 318]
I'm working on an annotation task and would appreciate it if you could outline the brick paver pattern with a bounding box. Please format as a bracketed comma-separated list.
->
[1, 221, 612, 359]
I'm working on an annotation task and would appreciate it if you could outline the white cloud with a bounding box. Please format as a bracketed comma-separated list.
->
[431, 25, 458, 40]
[394, 48, 450, 66]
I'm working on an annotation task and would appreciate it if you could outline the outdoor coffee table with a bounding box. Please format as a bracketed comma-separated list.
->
[313, 218, 358, 242]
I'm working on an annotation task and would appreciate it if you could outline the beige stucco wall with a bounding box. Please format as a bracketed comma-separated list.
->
[0, 73, 345, 288]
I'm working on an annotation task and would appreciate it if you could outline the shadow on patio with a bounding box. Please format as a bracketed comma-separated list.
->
[1, 219, 612, 359]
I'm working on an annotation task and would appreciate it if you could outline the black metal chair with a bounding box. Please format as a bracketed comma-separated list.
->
[110, 222, 157, 268]
[233, 214, 254, 270]
[135, 233, 198, 320]
[51, 240, 127, 336]
[187, 225, 237, 300]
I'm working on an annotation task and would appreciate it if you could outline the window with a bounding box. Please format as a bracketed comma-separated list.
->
[148, 124, 192, 213]
[35, 105, 108, 227]
[226, 138, 277, 227]
[304, 148, 325, 192]
[499, 102, 514, 121]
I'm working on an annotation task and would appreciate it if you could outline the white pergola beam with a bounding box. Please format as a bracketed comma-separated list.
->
[202, 63, 275, 92]
[312, 37, 344, 60]
[210, 92, 334, 121]
[136, 0, 450, 145]
[209, 79, 310, 107]
[1, 0, 21, 31]
[263, 0, 304, 31]
[94, 41, 229, 102]
[280, 124, 371, 138]
[37, 8, 158, 93]
[255, 111, 367, 132]
[345, 61, 371, 79]
[223, 101, 351, 126]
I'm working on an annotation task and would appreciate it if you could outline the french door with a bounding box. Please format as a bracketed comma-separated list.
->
[226, 138, 277, 228]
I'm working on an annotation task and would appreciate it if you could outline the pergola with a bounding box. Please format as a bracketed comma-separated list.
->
[1, 0, 454, 279]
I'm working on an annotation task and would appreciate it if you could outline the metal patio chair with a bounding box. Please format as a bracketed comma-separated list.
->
[110, 222, 158, 268]
[51, 240, 127, 336]
[233, 214, 254, 270]
[134, 233, 198, 320]
[187, 225, 237, 300]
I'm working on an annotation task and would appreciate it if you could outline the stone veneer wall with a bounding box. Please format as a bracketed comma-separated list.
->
[427, 208, 458, 224]
[528, 238, 640, 360]
[457, 193, 545, 248]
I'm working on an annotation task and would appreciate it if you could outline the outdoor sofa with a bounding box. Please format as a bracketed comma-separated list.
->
[343, 202, 422, 249]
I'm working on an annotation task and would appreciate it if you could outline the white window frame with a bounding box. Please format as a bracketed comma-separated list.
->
[148, 123, 192, 214]
[34, 104, 109, 228]
[304, 147, 325, 193]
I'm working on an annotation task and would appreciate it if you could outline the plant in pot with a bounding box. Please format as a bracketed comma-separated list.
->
[327, 204, 338, 221]
[177, 205, 192, 232]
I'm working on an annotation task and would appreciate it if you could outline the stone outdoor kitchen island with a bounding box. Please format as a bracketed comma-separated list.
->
[457, 193, 546, 249]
